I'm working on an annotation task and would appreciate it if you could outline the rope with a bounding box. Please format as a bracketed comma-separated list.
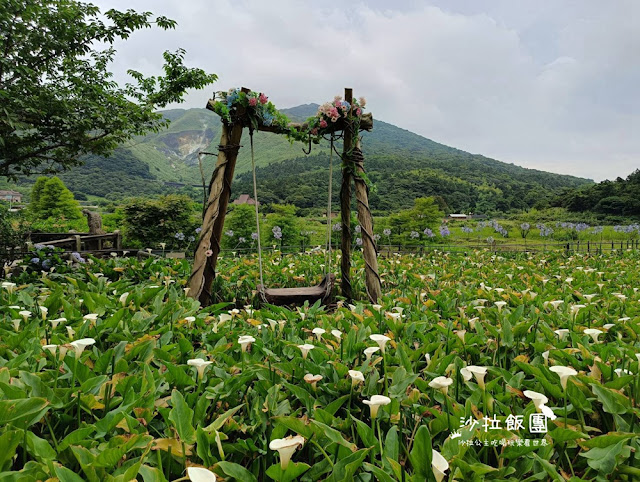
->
[352, 147, 382, 303]
[325, 135, 334, 275]
[249, 129, 265, 295]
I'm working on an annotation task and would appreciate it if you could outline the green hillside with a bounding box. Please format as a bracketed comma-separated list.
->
[6, 104, 593, 211]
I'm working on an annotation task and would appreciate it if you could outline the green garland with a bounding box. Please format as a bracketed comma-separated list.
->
[210, 88, 367, 146]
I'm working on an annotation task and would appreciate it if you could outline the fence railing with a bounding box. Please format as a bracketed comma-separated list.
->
[214, 239, 640, 256]
[26, 231, 122, 252]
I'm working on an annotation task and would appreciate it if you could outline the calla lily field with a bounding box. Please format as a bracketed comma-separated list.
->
[1, 248, 639, 481]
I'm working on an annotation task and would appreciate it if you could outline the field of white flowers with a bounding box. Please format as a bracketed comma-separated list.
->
[1, 249, 639, 481]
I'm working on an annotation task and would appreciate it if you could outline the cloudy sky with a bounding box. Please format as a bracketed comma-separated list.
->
[94, 0, 638, 181]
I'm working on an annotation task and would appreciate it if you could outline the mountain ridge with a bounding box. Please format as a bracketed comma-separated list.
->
[4, 104, 593, 212]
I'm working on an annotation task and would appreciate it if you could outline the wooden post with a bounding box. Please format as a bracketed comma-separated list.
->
[74, 235, 82, 252]
[114, 230, 122, 250]
[353, 138, 381, 303]
[340, 88, 354, 301]
[188, 92, 247, 305]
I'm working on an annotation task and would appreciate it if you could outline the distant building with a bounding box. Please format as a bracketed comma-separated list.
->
[233, 194, 260, 206]
[448, 213, 468, 220]
[0, 190, 22, 203]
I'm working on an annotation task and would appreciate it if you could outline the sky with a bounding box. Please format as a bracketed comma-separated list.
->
[93, 0, 638, 182]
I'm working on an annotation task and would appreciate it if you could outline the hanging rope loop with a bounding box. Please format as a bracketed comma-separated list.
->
[249, 128, 265, 295]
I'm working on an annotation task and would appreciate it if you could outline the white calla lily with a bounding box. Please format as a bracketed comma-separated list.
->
[297, 344, 315, 359]
[348, 370, 365, 386]
[363, 394, 391, 418]
[369, 334, 391, 353]
[70, 338, 96, 357]
[432, 449, 449, 482]
[584, 328, 603, 343]
[269, 435, 305, 469]
[549, 366, 578, 390]
[238, 335, 256, 352]
[524, 390, 556, 420]
[186, 467, 216, 482]
[187, 358, 213, 379]
[429, 376, 453, 395]
[364, 346, 380, 360]
[312, 327, 325, 340]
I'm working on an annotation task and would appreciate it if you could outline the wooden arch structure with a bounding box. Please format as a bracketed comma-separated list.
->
[187, 87, 382, 306]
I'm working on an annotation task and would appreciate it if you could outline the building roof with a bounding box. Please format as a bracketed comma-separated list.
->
[0, 190, 21, 196]
[449, 213, 467, 218]
[233, 194, 260, 206]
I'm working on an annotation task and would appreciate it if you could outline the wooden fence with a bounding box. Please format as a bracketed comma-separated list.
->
[213, 239, 640, 256]
[26, 231, 122, 253]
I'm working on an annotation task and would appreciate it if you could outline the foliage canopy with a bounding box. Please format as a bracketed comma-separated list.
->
[0, 0, 217, 179]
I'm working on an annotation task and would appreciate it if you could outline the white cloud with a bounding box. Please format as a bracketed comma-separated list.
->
[94, 0, 639, 181]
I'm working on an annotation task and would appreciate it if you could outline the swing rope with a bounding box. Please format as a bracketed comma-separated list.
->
[324, 135, 334, 276]
[250, 129, 335, 299]
[249, 129, 265, 294]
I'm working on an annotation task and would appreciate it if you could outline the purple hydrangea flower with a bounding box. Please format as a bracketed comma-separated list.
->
[424, 228, 435, 238]
[439, 225, 450, 237]
[410, 231, 419, 239]
[383, 228, 391, 236]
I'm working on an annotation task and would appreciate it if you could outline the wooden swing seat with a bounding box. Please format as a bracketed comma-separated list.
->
[258, 273, 335, 306]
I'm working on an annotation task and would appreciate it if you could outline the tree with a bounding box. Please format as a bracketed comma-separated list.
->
[121, 194, 198, 249]
[266, 204, 301, 250]
[384, 197, 444, 244]
[30, 176, 82, 220]
[0, 0, 217, 179]
[29, 176, 48, 213]
[222, 204, 258, 249]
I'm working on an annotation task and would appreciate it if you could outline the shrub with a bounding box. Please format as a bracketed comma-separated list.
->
[121, 195, 199, 249]
[29, 176, 82, 220]
[0, 204, 26, 270]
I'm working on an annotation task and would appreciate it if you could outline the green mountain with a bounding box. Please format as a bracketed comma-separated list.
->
[7, 104, 593, 212]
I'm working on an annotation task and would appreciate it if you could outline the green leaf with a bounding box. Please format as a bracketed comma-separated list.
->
[590, 383, 629, 414]
[0, 431, 21, 471]
[580, 432, 635, 449]
[202, 404, 244, 432]
[26, 432, 56, 462]
[409, 425, 433, 479]
[58, 427, 95, 452]
[326, 448, 370, 482]
[217, 461, 258, 482]
[532, 453, 563, 481]
[273, 416, 314, 439]
[0, 398, 49, 426]
[311, 420, 358, 452]
[351, 416, 377, 449]
[266, 461, 311, 482]
[138, 465, 169, 482]
[55, 466, 87, 482]
[548, 427, 588, 443]
[169, 389, 196, 444]
[363, 462, 396, 482]
[383, 425, 399, 463]
[579, 440, 626, 474]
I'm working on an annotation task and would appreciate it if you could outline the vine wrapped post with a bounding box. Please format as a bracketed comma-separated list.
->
[188, 91, 248, 304]
[340, 88, 354, 301]
[353, 139, 382, 303]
